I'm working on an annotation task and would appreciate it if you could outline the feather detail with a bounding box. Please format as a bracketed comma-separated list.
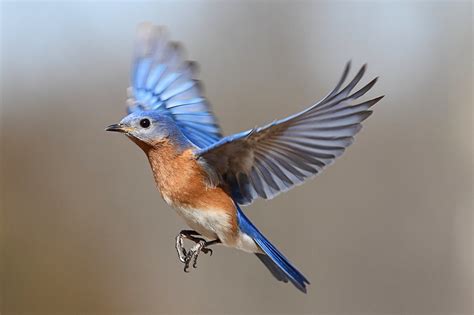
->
[127, 23, 222, 148]
[196, 62, 383, 205]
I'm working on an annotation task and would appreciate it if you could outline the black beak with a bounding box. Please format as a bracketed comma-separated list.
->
[105, 123, 128, 133]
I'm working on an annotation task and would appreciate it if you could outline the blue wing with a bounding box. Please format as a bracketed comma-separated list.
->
[196, 62, 383, 205]
[127, 23, 222, 148]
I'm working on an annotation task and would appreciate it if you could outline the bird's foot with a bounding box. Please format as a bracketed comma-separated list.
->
[183, 239, 208, 272]
[175, 230, 205, 263]
[175, 230, 219, 272]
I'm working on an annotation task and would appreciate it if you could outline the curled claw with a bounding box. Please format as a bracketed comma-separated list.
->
[192, 255, 199, 268]
[174, 230, 221, 271]
[184, 240, 205, 271]
[202, 247, 213, 256]
[184, 251, 194, 272]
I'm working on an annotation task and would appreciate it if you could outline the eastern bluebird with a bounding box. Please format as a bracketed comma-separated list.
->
[106, 23, 383, 293]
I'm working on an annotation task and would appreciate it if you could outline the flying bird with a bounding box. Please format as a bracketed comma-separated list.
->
[106, 23, 383, 293]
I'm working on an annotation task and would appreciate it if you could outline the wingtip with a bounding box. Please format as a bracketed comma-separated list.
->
[364, 95, 384, 109]
[194, 79, 205, 93]
[370, 76, 379, 88]
[375, 95, 385, 102]
[134, 23, 168, 59]
[136, 21, 153, 31]
[186, 60, 199, 74]
[343, 60, 352, 75]
[169, 40, 184, 55]
[137, 22, 167, 33]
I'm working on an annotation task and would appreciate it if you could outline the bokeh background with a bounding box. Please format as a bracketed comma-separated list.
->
[1, 1, 473, 314]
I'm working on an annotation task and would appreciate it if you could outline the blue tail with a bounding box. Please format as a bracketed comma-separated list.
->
[236, 205, 310, 293]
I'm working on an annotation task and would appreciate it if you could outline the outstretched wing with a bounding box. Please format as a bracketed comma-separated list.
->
[196, 62, 383, 205]
[127, 23, 222, 148]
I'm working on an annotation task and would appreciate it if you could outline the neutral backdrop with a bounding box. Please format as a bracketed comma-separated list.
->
[1, 1, 473, 314]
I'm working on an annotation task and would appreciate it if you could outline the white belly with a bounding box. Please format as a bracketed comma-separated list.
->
[175, 206, 231, 241]
[174, 206, 261, 253]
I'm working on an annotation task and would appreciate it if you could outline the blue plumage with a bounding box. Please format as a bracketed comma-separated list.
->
[128, 25, 221, 149]
[197, 62, 383, 205]
[108, 23, 383, 294]
[237, 205, 310, 293]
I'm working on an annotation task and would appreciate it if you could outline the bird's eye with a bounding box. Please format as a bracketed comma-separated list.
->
[139, 118, 151, 128]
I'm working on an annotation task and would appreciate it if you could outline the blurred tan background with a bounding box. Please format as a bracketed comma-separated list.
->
[1, 1, 473, 314]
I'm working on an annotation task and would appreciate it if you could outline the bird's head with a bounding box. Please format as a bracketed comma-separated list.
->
[106, 111, 192, 151]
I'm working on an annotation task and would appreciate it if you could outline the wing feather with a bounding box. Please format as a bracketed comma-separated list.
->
[127, 23, 222, 148]
[197, 62, 383, 205]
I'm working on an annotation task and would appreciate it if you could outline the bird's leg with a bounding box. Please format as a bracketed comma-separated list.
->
[200, 239, 221, 256]
[175, 230, 200, 263]
[185, 239, 206, 271]
[191, 239, 221, 268]
[183, 239, 221, 272]
[175, 230, 221, 271]
[175, 234, 187, 263]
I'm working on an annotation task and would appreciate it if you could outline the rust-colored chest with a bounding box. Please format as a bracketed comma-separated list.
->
[145, 141, 236, 213]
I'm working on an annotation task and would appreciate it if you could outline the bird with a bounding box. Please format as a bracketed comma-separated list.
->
[106, 22, 383, 293]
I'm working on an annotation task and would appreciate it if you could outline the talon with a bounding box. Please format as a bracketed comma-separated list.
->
[192, 254, 199, 268]
[192, 240, 205, 268]
[202, 248, 213, 256]
[174, 231, 220, 270]
[183, 251, 194, 272]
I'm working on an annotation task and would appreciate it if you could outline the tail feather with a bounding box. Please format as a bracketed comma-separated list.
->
[237, 205, 310, 293]
[255, 253, 288, 282]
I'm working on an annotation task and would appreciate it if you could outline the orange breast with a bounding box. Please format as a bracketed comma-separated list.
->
[145, 140, 238, 236]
